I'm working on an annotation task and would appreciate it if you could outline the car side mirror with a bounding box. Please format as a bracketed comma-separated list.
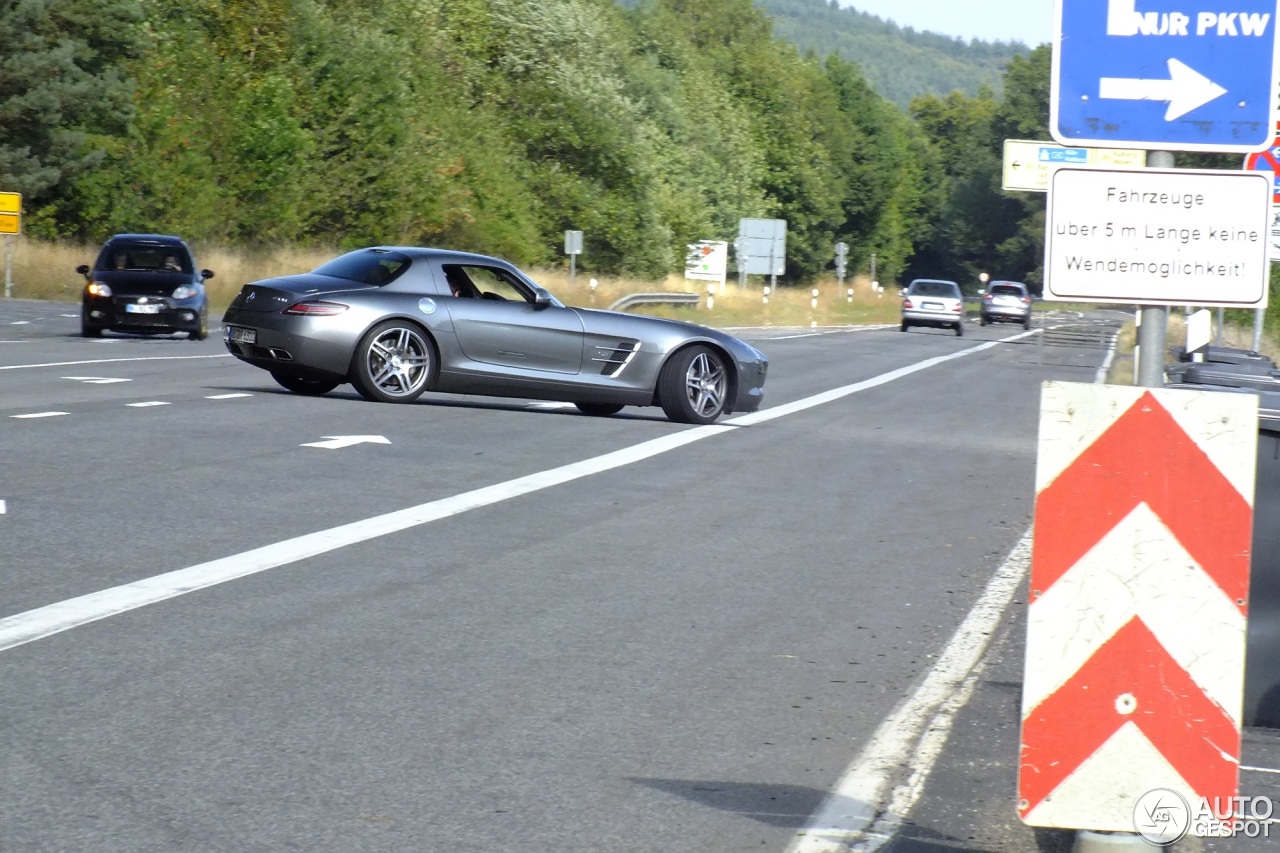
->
[201, 269, 215, 280]
[533, 287, 553, 307]
[977, 289, 985, 295]
[76, 264, 90, 277]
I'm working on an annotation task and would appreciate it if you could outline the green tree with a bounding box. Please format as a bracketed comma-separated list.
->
[0, 0, 147, 233]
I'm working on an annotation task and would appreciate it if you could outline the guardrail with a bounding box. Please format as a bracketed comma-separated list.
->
[608, 292, 701, 312]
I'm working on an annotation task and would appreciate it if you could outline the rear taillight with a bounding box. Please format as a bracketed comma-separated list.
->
[1021, 297, 1031, 304]
[283, 301, 348, 316]
[983, 294, 993, 301]
[952, 303, 963, 313]
[903, 298, 914, 309]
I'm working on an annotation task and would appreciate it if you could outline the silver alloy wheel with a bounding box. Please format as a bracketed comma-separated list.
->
[365, 326, 431, 398]
[684, 350, 727, 418]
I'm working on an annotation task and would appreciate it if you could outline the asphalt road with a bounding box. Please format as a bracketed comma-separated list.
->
[0, 300, 1129, 852]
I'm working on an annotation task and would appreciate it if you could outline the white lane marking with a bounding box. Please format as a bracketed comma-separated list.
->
[1242, 765, 1280, 775]
[729, 329, 1037, 428]
[301, 435, 391, 450]
[10, 412, 69, 419]
[60, 314, 77, 318]
[786, 532, 1032, 853]
[527, 402, 577, 410]
[0, 340, 31, 344]
[1094, 327, 1121, 385]
[126, 401, 169, 408]
[10, 321, 30, 326]
[0, 332, 1033, 653]
[206, 393, 252, 400]
[769, 325, 896, 341]
[0, 500, 6, 515]
[62, 376, 131, 385]
[0, 354, 230, 371]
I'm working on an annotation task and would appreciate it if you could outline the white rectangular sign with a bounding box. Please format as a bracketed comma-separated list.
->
[684, 240, 728, 284]
[1044, 167, 1272, 307]
[1002, 140, 1144, 193]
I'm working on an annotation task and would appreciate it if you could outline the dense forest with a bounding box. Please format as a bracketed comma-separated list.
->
[759, 0, 1031, 107]
[1, 0, 1053, 289]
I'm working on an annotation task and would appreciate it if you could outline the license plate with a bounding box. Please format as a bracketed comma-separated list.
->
[227, 326, 257, 344]
[125, 303, 164, 314]
[922, 300, 943, 310]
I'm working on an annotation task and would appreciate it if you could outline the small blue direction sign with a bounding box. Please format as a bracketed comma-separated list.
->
[1052, 0, 1280, 152]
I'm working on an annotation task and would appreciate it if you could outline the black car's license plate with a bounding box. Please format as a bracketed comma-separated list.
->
[125, 303, 164, 314]
[922, 300, 943, 310]
[227, 326, 257, 344]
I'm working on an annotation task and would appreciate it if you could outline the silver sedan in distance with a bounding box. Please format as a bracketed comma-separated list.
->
[222, 247, 767, 424]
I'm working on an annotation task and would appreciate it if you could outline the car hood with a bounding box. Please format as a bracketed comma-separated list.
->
[228, 273, 371, 312]
[90, 270, 197, 296]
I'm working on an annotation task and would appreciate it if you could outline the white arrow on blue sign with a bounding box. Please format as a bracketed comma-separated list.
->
[1052, 0, 1280, 152]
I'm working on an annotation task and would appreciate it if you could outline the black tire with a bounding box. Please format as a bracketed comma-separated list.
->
[348, 320, 435, 403]
[81, 323, 102, 338]
[1023, 316, 1032, 331]
[575, 402, 624, 417]
[188, 310, 208, 341]
[272, 371, 340, 396]
[657, 344, 729, 425]
[979, 315, 988, 327]
[954, 321, 964, 337]
[900, 320, 910, 332]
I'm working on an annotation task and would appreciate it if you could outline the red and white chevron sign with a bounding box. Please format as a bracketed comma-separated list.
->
[1018, 381, 1258, 832]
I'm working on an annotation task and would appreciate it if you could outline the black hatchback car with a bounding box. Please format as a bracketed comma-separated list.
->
[78, 234, 214, 339]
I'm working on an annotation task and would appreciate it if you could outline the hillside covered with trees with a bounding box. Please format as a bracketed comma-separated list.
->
[2, 0, 1052, 289]
[760, 0, 1032, 107]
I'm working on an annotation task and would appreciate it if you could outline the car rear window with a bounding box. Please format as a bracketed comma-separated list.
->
[991, 284, 1024, 296]
[910, 281, 959, 297]
[97, 244, 192, 273]
[312, 250, 411, 286]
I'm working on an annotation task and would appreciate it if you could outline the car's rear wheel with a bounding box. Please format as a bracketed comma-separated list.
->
[954, 321, 964, 337]
[349, 320, 435, 403]
[900, 320, 910, 332]
[658, 344, 729, 424]
[575, 402, 624, 417]
[1023, 316, 1032, 330]
[979, 315, 988, 326]
[272, 371, 340, 396]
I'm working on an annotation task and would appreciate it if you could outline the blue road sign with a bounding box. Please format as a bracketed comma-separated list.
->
[1052, 0, 1280, 152]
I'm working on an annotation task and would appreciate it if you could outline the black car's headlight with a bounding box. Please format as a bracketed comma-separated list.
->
[86, 282, 111, 298]
[171, 285, 198, 300]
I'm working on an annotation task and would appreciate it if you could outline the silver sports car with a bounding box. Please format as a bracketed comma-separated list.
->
[222, 247, 767, 424]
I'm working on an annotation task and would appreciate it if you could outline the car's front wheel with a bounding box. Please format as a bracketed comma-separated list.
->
[575, 403, 624, 417]
[188, 310, 208, 341]
[349, 320, 435, 403]
[658, 344, 729, 425]
[272, 371, 340, 396]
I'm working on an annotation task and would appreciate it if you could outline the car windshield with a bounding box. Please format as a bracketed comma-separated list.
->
[910, 281, 958, 297]
[312, 250, 411, 286]
[991, 284, 1024, 296]
[98, 245, 192, 273]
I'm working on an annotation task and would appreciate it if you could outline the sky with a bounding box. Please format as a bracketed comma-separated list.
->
[838, 0, 1054, 47]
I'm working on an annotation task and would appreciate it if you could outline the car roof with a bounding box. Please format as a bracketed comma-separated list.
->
[909, 278, 958, 286]
[367, 246, 510, 265]
[104, 233, 190, 246]
[989, 280, 1026, 288]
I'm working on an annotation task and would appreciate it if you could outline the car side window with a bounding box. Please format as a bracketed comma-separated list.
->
[455, 265, 532, 303]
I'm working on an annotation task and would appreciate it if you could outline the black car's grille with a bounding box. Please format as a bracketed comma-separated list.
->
[592, 341, 640, 377]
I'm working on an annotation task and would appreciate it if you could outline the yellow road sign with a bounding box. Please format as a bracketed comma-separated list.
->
[0, 213, 19, 235]
[1002, 140, 1145, 193]
[0, 192, 20, 214]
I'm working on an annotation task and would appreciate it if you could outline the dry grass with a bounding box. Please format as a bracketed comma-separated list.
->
[1, 236, 905, 326]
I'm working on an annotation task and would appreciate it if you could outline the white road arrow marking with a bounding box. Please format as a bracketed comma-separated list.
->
[300, 435, 392, 450]
[62, 376, 131, 384]
[1100, 58, 1227, 121]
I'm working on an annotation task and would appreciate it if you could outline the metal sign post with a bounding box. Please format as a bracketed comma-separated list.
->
[0, 191, 20, 298]
[834, 241, 848, 297]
